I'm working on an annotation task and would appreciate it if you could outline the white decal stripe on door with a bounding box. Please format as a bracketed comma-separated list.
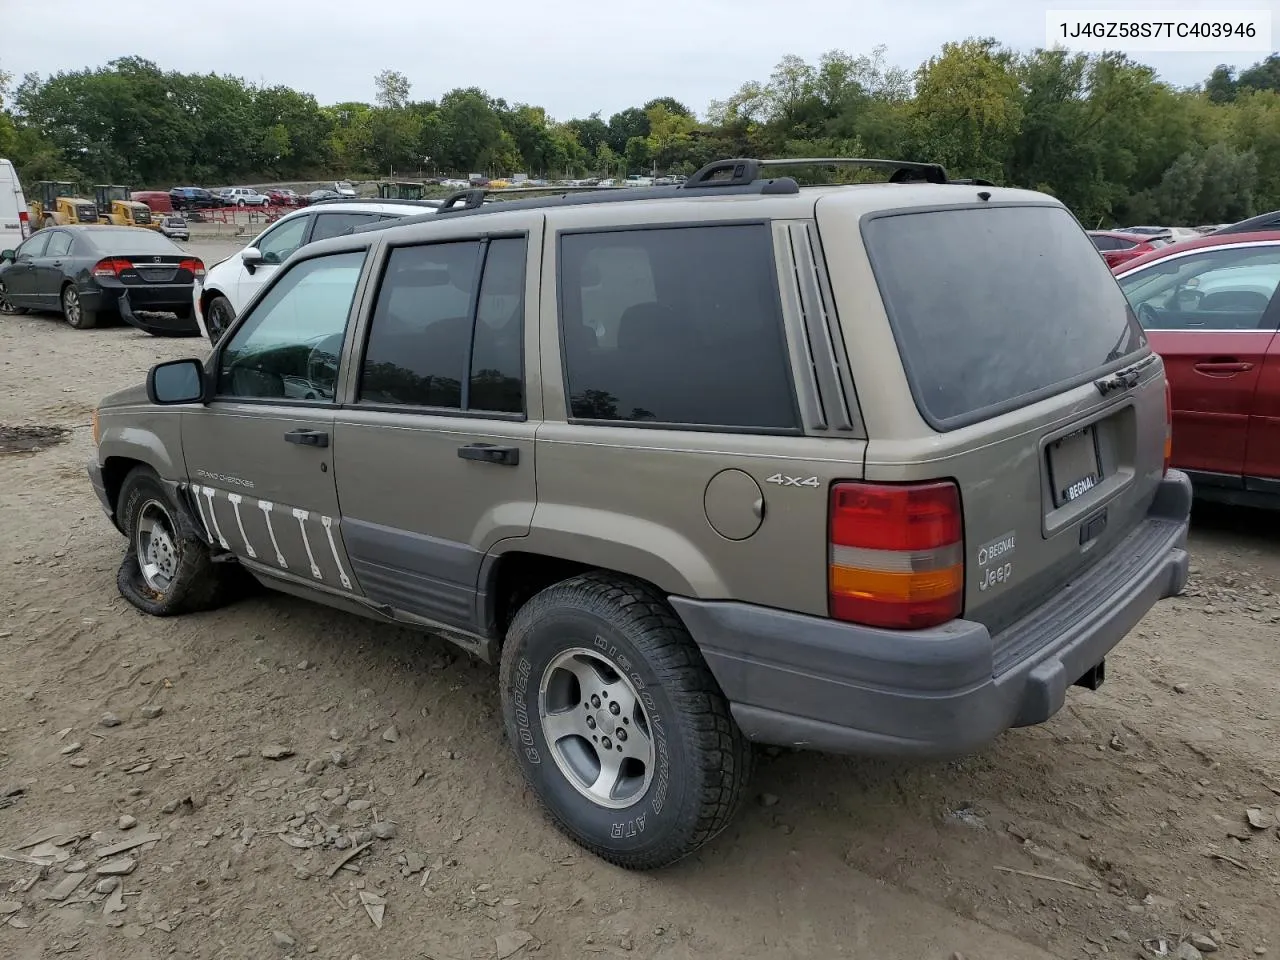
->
[258, 500, 287, 568]
[188, 483, 215, 543]
[226, 493, 256, 558]
[292, 508, 323, 580]
[320, 516, 352, 590]
[200, 486, 230, 549]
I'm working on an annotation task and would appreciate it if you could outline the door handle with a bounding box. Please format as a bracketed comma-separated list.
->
[1194, 360, 1253, 374]
[457, 443, 519, 466]
[284, 429, 329, 447]
[52, 260, 63, 267]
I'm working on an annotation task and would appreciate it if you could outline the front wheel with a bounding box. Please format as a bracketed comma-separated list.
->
[499, 573, 752, 870]
[0, 284, 25, 315]
[61, 285, 97, 329]
[116, 467, 235, 616]
[204, 294, 236, 344]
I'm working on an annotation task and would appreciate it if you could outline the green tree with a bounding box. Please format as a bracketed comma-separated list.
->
[910, 38, 1022, 180]
[374, 70, 411, 110]
[607, 107, 649, 153]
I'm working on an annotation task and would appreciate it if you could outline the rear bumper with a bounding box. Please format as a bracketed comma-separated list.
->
[672, 470, 1193, 759]
[96, 285, 200, 337]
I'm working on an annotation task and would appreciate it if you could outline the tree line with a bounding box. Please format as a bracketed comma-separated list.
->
[2, 44, 1278, 227]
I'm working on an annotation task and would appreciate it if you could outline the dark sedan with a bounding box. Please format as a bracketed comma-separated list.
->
[0, 226, 204, 336]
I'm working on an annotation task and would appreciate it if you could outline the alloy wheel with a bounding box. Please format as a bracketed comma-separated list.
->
[135, 499, 181, 595]
[538, 647, 656, 809]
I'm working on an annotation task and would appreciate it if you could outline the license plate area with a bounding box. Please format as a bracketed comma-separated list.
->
[1048, 425, 1102, 508]
[137, 267, 177, 283]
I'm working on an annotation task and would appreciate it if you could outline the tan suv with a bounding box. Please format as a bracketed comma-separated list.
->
[86, 157, 1192, 869]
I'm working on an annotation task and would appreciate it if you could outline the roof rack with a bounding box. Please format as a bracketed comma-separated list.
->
[683, 157, 951, 187]
[436, 183, 628, 213]
[309, 196, 444, 208]
[348, 155, 989, 231]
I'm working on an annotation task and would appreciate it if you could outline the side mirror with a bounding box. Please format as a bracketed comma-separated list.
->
[241, 246, 264, 265]
[147, 358, 207, 405]
[0, 249, 14, 262]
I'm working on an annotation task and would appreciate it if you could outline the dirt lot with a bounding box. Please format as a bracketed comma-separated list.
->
[1, 240, 1278, 960]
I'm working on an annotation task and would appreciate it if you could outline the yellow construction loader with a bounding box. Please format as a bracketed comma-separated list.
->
[28, 181, 99, 228]
[95, 185, 160, 230]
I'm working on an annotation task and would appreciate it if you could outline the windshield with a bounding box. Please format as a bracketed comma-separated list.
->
[863, 204, 1146, 429]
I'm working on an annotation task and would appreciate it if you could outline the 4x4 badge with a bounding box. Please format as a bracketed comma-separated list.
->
[764, 473, 820, 488]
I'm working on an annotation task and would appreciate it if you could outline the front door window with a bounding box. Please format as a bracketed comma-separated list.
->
[218, 250, 366, 403]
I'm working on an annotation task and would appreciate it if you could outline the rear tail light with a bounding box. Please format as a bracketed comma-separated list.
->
[179, 258, 206, 278]
[1163, 378, 1173, 475]
[92, 258, 133, 277]
[18, 211, 30, 239]
[828, 480, 965, 630]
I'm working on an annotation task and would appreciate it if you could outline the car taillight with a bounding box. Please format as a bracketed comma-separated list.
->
[18, 210, 30, 239]
[179, 257, 205, 278]
[829, 480, 964, 630]
[1163, 378, 1172, 475]
[92, 258, 132, 277]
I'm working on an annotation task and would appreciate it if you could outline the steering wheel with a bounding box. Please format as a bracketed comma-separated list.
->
[1136, 302, 1160, 328]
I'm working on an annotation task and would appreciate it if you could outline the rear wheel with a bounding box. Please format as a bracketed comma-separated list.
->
[61, 285, 97, 329]
[204, 295, 236, 344]
[499, 573, 753, 870]
[116, 466, 236, 616]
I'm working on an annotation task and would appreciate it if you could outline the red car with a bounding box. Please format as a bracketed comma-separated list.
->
[1088, 230, 1170, 268]
[263, 188, 299, 207]
[1113, 231, 1280, 508]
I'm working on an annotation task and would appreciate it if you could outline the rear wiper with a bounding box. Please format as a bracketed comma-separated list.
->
[1095, 353, 1157, 396]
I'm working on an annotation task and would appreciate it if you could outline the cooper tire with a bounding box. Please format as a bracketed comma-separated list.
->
[499, 573, 752, 870]
[116, 466, 233, 616]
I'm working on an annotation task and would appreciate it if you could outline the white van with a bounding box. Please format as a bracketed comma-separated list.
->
[0, 159, 30, 245]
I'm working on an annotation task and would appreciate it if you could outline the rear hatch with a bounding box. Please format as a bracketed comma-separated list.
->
[819, 196, 1167, 659]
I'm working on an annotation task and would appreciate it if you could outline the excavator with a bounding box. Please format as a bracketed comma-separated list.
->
[95, 185, 160, 230]
[27, 181, 99, 229]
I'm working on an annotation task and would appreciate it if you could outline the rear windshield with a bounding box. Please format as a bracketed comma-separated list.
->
[87, 229, 182, 254]
[862, 204, 1145, 429]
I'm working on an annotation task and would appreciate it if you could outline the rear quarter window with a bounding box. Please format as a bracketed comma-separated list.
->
[862, 204, 1146, 430]
[557, 223, 799, 432]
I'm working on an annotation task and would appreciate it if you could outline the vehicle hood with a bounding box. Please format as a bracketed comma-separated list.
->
[98, 382, 149, 410]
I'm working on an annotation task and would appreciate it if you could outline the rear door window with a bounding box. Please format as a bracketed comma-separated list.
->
[862, 204, 1145, 429]
[44, 232, 73, 257]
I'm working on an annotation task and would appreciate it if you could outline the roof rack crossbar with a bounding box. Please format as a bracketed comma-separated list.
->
[310, 196, 443, 208]
[437, 183, 632, 212]
[684, 156, 952, 187]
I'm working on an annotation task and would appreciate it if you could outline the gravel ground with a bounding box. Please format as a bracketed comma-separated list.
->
[1, 241, 1278, 960]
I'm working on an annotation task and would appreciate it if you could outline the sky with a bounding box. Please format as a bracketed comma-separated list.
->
[3, 0, 1277, 119]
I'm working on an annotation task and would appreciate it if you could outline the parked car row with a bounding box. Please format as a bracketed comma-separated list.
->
[157, 182, 357, 213]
